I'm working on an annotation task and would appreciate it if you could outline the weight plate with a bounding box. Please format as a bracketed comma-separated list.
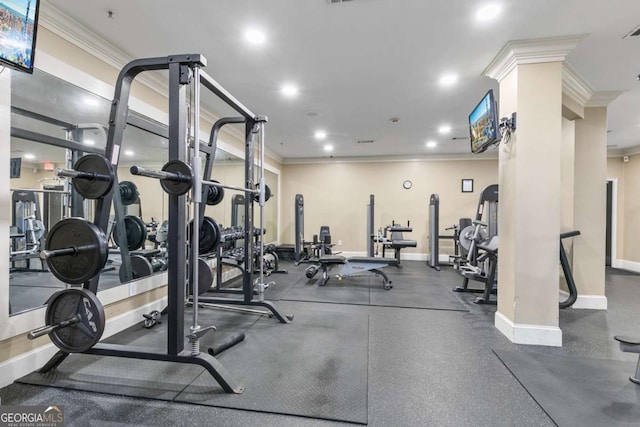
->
[45, 288, 105, 353]
[197, 257, 213, 295]
[45, 218, 108, 284]
[205, 182, 225, 206]
[113, 215, 147, 251]
[253, 183, 271, 203]
[160, 160, 192, 196]
[119, 181, 139, 206]
[189, 216, 221, 254]
[72, 154, 114, 199]
[119, 254, 154, 282]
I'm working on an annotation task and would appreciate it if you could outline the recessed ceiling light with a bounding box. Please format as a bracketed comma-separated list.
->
[438, 125, 452, 134]
[281, 83, 299, 98]
[244, 28, 266, 45]
[476, 4, 502, 22]
[124, 150, 134, 156]
[314, 130, 327, 140]
[24, 153, 35, 160]
[84, 139, 96, 146]
[426, 141, 437, 149]
[439, 74, 458, 86]
[324, 144, 333, 152]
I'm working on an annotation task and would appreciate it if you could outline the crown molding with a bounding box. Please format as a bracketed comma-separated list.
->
[282, 152, 499, 165]
[562, 63, 594, 108]
[483, 35, 588, 82]
[39, 3, 252, 149]
[586, 90, 623, 107]
[39, 2, 169, 97]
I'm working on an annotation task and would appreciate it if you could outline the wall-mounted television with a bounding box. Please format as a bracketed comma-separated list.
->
[0, 0, 40, 74]
[469, 89, 500, 154]
[10, 157, 21, 178]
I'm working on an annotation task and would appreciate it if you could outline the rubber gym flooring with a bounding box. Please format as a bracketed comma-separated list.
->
[2, 261, 640, 426]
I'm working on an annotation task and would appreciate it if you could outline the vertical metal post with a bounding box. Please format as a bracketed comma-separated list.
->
[294, 194, 304, 261]
[190, 65, 202, 351]
[242, 121, 256, 302]
[367, 194, 374, 257]
[257, 121, 265, 301]
[429, 194, 440, 270]
[167, 62, 188, 355]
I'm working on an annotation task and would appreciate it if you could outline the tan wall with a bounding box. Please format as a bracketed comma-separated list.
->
[622, 154, 640, 262]
[607, 157, 625, 260]
[280, 159, 498, 254]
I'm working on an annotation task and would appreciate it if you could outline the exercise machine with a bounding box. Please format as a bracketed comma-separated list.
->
[367, 194, 417, 266]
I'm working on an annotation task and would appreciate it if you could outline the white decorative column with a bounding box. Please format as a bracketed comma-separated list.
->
[484, 36, 586, 346]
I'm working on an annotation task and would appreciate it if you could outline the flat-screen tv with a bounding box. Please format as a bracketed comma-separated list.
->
[0, 0, 40, 73]
[10, 157, 21, 178]
[469, 89, 500, 154]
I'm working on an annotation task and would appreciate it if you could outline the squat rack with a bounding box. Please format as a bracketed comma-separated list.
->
[37, 54, 285, 393]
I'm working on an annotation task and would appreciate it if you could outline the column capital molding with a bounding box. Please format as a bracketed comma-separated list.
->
[483, 35, 588, 82]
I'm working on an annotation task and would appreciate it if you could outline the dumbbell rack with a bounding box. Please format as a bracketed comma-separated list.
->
[37, 54, 255, 394]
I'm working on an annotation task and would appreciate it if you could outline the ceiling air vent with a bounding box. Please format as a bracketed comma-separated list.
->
[327, 0, 354, 4]
[357, 140, 375, 144]
[623, 24, 640, 38]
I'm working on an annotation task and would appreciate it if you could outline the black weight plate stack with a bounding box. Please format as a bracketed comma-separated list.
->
[253, 183, 271, 203]
[72, 154, 114, 199]
[197, 257, 214, 295]
[44, 218, 108, 284]
[113, 215, 147, 251]
[45, 288, 106, 353]
[119, 180, 139, 205]
[206, 181, 225, 205]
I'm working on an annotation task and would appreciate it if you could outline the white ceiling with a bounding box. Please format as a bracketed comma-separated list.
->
[44, 0, 640, 160]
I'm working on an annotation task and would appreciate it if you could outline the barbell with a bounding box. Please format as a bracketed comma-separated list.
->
[27, 287, 106, 353]
[130, 160, 271, 203]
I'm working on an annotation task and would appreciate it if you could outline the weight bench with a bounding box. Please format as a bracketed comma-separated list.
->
[306, 255, 396, 290]
[614, 335, 640, 384]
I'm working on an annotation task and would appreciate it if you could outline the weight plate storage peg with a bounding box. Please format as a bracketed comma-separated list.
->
[113, 215, 147, 251]
[42, 218, 108, 284]
[70, 154, 115, 199]
[30, 288, 106, 353]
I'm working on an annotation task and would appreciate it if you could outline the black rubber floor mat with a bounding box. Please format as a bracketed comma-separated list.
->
[494, 350, 640, 426]
[17, 308, 369, 424]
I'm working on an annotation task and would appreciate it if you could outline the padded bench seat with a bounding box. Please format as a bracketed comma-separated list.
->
[385, 240, 417, 249]
[318, 255, 347, 264]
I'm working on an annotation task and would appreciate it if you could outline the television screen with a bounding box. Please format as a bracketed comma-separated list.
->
[10, 157, 21, 178]
[469, 89, 500, 154]
[0, 0, 40, 73]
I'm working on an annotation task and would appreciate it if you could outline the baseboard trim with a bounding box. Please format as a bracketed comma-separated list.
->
[0, 297, 167, 388]
[559, 290, 607, 310]
[614, 259, 640, 274]
[495, 311, 562, 347]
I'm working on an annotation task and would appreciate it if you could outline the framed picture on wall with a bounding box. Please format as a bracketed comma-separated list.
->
[461, 179, 474, 193]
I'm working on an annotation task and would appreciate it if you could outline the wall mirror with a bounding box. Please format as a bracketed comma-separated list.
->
[7, 67, 279, 318]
